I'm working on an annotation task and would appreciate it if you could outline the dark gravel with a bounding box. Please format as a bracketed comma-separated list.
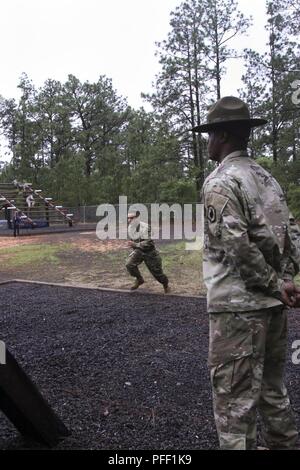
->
[0, 282, 299, 450]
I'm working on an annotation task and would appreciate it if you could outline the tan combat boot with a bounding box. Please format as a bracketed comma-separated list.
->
[130, 278, 145, 290]
[163, 284, 171, 294]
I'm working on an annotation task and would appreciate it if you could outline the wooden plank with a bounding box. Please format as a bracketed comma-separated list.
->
[0, 348, 70, 447]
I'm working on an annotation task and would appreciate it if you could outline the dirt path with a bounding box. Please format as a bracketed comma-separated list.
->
[0, 232, 204, 296]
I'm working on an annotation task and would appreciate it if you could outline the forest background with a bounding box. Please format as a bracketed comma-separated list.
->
[0, 0, 299, 217]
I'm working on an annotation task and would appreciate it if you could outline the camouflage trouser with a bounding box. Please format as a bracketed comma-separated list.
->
[209, 306, 298, 450]
[126, 248, 168, 285]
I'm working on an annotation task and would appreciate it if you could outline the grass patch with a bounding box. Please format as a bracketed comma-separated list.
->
[159, 241, 204, 293]
[94, 241, 202, 272]
[0, 243, 73, 267]
[89, 240, 204, 292]
[96, 248, 127, 263]
[0, 239, 205, 295]
[159, 241, 202, 269]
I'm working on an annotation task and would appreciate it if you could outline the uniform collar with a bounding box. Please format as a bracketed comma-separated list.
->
[220, 150, 249, 166]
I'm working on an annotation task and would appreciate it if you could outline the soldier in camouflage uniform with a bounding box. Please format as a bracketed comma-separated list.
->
[126, 211, 170, 293]
[193, 96, 300, 450]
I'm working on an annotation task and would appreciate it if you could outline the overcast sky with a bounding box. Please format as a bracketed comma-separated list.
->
[0, 0, 268, 110]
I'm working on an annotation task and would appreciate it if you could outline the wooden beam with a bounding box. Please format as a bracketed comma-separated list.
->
[0, 348, 70, 447]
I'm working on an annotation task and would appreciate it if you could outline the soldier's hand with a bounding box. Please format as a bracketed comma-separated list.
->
[280, 281, 297, 307]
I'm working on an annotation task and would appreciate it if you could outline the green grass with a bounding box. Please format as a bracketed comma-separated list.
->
[92, 240, 202, 267]
[0, 243, 73, 267]
[159, 241, 202, 270]
[91, 240, 203, 282]
[98, 248, 127, 262]
[0, 239, 204, 293]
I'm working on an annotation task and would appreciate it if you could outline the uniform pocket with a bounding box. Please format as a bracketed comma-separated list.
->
[209, 331, 253, 367]
[209, 333, 253, 396]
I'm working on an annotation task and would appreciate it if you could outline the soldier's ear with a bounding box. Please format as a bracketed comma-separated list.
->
[220, 130, 229, 143]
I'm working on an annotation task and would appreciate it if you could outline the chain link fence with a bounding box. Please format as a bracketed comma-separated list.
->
[1, 203, 203, 245]
[64, 203, 201, 224]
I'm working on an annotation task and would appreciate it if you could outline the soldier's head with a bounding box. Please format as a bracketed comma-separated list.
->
[207, 122, 251, 162]
[127, 210, 140, 224]
[192, 96, 267, 163]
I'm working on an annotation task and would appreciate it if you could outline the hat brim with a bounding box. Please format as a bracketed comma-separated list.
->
[192, 118, 268, 133]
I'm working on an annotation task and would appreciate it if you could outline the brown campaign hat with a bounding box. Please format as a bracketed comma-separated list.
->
[192, 96, 268, 133]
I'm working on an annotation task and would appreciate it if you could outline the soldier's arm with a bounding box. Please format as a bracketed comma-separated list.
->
[206, 187, 283, 298]
[282, 213, 300, 280]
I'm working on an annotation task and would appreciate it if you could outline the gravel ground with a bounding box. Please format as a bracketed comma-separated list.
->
[0, 282, 299, 450]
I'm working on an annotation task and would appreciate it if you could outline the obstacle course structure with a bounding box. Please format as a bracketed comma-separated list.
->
[0, 181, 73, 230]
[0, 347, 70, 447]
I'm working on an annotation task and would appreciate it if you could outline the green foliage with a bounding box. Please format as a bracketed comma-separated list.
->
[0, 1, 299, 208]
[159, 179, 197, 203]
[255, 157, 300, 217]
[143, 0, 250, 193]
[255, 156, 274, 171]
[0, 75, 186, 205]
[241, 0, 300, 162]
[288, 186, 300, 219]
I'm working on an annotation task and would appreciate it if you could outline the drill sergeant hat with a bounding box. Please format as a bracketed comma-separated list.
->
[192, 96, 268, 133]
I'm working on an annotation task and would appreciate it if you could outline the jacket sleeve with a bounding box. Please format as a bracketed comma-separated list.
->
[282, 213, 300, 280]
[206, 187, 283, 297]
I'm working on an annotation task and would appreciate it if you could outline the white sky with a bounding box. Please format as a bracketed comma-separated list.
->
[0, 0, 268, 109]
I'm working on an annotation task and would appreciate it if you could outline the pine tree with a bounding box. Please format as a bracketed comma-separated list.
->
[202, 0, 251, 99]
[144, 0, 250, 197]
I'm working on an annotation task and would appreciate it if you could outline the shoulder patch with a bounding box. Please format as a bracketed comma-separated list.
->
[207, 206, 216, 223]
[205, 192, 229, 216]
[204, 192, 230, 237]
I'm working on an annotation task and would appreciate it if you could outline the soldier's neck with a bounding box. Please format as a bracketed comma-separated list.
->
[218, 146, 246, 163]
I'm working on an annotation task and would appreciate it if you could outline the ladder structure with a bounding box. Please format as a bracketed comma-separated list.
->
[0, 181, 73, 230]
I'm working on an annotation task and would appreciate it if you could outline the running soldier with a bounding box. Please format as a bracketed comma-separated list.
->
[126, 211, 170, 293]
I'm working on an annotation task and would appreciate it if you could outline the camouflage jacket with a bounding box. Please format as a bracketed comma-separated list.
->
[202, 150, 300, 313]
[128, 221, 155, 251]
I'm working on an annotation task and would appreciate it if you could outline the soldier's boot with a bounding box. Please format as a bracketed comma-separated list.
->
[130, 278, 145, 290]
[163, 283, 171, 294]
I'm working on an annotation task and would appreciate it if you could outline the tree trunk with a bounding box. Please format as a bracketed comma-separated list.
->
[270, 27, 278, 163]
[292, 115, 296, 162]
[214, 3, 221, 99]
